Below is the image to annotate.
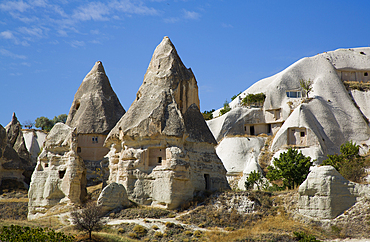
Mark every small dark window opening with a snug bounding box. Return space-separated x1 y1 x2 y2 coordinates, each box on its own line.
250 126 255 135
204 174 210 190
157 157 162 164
75 102 80 110
365 72 368 76
44 163 48 168
244 126 247 132
59 170 66 179
300 132 305 137
77 147 81 153
267 124 272 134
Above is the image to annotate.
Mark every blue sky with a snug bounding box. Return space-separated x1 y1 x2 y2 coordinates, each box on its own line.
1 0 370 127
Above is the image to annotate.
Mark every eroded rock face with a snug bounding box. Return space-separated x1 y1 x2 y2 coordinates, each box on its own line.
105 37 229 209
0 124 28 188
65 61 125 135
97 182 130 213
298 166 370 219
28 123 87 220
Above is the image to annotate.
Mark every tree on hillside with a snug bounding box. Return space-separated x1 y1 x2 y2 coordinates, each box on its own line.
322 141 366 182
35 116 54 131
202 109 215 120
299 79 313 98
219 100 231 116
23 120 35 129
267 148 313 190
71 202 105 241
35 114 67 131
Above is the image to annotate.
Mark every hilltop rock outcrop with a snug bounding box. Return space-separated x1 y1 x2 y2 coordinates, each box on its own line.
97 182 130 213
65 61 125 185
105 36 229 209
28 123 86 220
298 166 370 219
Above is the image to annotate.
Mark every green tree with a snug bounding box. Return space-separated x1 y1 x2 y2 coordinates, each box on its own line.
241 93 266 107
219 100 231 116
267 148 313 190
245 170 263 190
299 79 313 98
52 114 67 124
202 109 215 120
231 91 242 101
322 141 366 182
35 116 54 131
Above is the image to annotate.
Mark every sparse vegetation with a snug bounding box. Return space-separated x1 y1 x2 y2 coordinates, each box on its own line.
299 79 313 98
245 171 265 190
35 114 67 131
322 140 368 182
267 148 313 190
344 81 370 91
219 100 231 116
0 225 74 242
202 109 215 120
231 91 242 101
241 93 266 107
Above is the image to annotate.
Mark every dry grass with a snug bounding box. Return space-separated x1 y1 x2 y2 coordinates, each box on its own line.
344 81 370 91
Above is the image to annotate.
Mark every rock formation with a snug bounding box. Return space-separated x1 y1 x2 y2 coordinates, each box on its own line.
4 113 33 184
65 61 126 185
298 166 370 219
28 123 87 220
97 182 130 213
104 36 229 209
208 47 370 189
0 124 29 189
22 129 47 164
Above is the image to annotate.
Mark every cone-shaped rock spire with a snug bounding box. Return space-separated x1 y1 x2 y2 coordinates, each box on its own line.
66 61 125 134
106 36 214 143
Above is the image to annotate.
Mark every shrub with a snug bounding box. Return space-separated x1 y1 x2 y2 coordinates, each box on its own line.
231 91 242 101
322 141 366 182
193 230 202 238
202 109 215 120
267 148 313 189
299 79 313 98
0 225 74 242
219 100 231 116
133 224 147 237
293 231 321 241
245 170 265 190
242 93 266 107
154 231 163 238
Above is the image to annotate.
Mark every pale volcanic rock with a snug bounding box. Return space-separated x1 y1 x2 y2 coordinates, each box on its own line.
66 61 125 135
28 123 87 220
104 37 229 209
97 182 130 213
298 166 370 219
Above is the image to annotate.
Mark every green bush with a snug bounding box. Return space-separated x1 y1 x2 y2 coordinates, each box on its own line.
231 91 242 101
267 148 313 189
322 141 366 182
202 109 215 120
293 231 321 242
242 93 266 107
219 100 231 116
0 225 74 242
245 170 265 190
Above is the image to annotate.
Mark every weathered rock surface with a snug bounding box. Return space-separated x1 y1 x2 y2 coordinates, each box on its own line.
65 61 125 185
23 129 47 164
28 123 87 220
105 36 229 209
298 165 370 219
65 61 125 135
97 182 130 213
0 123 28 188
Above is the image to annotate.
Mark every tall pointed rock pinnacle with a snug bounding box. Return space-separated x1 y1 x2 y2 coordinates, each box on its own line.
106 36 215 144
66 61 125 134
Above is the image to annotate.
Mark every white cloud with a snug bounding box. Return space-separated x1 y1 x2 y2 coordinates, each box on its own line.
164 17 179 24
0 0 30 12
90 29 100 35
183 9 200 20
70 40 85 48
110 0 158 15
18 27 44 38
0 48 27 59
221 23 233 28
72 2 110 21
0 30 15 39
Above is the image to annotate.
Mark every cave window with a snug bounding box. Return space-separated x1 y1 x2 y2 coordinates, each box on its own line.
286 91 302 98
204 174 210 190
92 137 98 143
77 147 81 153
267 124 272 134
59 170 66 179
157 157 162 164
75 101 80 110
250 126 255 135
44 163 48 168
365 72 368 76
301 131 305 137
